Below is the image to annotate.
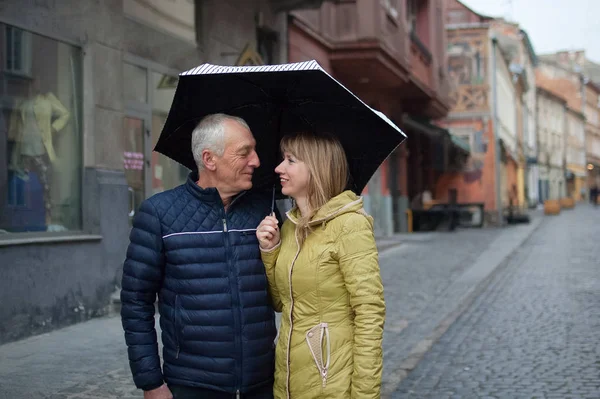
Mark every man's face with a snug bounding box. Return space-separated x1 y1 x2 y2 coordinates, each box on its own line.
213 119 260 196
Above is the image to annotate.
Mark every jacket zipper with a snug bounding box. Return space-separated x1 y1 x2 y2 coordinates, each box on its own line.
174 295 181 359
285 229 302 399
223 195 246 395
223 216 243 394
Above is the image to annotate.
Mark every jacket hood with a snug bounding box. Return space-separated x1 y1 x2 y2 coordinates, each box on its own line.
286 190 372 228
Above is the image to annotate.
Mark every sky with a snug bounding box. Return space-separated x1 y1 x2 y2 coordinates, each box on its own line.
460 0 600 63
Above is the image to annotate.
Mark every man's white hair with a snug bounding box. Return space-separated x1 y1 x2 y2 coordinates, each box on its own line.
191 113 250 172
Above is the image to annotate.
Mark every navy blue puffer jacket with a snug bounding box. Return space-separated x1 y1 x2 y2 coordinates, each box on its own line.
121 172 277 394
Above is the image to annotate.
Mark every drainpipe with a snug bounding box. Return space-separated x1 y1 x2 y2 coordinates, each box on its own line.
580 73 588 192
491 35 503 225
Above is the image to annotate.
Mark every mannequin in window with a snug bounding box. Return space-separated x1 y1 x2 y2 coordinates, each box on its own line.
8 79 70 231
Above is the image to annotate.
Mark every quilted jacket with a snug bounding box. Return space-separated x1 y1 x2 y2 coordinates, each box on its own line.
261 191 386 399
121 172 277 394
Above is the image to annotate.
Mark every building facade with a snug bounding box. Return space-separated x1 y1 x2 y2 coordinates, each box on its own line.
0 0 325 344
440 0 537 221
536 87 567 201
494 37 520 209
287 0 461 235
582 83 600 190
491 20 538 208
565 107 587 200
537 51 600 197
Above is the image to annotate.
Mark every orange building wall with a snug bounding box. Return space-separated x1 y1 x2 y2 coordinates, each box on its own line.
435 118 499 211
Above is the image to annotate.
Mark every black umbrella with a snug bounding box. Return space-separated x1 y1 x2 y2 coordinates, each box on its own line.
155 60 406 198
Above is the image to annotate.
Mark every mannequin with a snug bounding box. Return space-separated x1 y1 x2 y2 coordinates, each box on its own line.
7 79 70 231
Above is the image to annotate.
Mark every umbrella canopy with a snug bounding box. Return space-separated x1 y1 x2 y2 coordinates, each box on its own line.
155 60 406 196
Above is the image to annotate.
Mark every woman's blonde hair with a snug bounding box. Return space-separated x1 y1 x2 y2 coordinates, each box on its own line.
280 132 349 244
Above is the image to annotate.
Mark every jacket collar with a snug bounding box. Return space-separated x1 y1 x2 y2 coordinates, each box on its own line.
286 190 364 226
184 171 247 207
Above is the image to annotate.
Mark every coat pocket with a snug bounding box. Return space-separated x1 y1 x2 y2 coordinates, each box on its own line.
305 322 331 388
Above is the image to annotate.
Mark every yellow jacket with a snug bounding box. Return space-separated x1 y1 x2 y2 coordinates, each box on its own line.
8 93 70 163
261 191 385 399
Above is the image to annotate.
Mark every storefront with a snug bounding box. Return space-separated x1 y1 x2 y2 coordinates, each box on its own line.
0 19 111 344
0 0 317 344
0 14 193 343
0 0 294 343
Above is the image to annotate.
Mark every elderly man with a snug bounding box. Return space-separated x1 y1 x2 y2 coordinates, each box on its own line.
121 114 277 399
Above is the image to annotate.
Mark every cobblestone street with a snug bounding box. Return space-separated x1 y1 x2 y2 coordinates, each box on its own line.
3 206 591 399
394 205 600 399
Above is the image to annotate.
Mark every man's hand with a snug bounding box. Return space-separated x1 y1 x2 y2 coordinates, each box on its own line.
144 384 173 399
257 213 280 250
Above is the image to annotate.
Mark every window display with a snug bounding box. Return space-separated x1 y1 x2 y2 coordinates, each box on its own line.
0 23 82 234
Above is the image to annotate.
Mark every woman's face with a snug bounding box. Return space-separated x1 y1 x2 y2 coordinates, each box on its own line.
275 151 310 199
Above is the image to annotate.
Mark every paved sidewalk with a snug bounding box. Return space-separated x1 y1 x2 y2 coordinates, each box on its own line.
0 214 542 399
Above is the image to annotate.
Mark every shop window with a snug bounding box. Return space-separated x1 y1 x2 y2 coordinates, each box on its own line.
0 23 82 235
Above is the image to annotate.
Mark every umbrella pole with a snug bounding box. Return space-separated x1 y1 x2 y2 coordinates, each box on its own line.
271 185 276 215
270 108 285 216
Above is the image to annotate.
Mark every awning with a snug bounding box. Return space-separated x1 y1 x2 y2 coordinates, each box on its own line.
402 114 447 140
402 114 470 155
450 134 470 153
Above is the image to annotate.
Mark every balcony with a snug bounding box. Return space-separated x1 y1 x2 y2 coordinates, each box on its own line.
291 0 410 90
290 0 450 117
402 32 451 118
401 0 451 119
409 30 433 91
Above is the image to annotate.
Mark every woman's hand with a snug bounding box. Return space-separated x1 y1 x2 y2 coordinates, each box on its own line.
257 214 280 250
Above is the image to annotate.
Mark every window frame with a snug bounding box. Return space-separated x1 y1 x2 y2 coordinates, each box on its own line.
0 21 86 242
3 25 33 78
122 53 183 200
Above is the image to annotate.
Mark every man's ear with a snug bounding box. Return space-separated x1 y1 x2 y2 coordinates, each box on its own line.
202 149 217 171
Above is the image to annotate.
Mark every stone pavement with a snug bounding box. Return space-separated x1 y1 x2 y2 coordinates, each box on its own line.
379 213 543 397
394 205 600 399
0 212 542 399
0 316 134 399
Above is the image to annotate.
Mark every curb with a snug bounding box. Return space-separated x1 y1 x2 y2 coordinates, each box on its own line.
381 217 545 398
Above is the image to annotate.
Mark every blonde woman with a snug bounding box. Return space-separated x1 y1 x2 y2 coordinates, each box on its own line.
257 132 385 399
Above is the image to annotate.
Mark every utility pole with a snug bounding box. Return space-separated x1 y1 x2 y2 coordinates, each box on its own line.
491 35 504 225
580 71 589 197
